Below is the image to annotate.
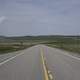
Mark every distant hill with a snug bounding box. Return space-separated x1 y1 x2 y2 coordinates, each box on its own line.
0 35 80 43
0 36 6 39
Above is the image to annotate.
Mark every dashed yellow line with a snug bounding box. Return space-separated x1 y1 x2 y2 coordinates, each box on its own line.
41 48 49 80
41 48 54 80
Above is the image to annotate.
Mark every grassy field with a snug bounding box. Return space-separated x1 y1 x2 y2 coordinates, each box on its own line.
43 36 80 53
46 43 80 53
0 35 80 54
0 44 34 54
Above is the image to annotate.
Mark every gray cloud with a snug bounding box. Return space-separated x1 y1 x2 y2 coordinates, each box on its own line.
0 0 80 36
0 16 6 24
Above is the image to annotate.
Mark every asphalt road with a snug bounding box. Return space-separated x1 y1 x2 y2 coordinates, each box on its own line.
0 46 44 80
0 45 80 80
42 45 80 80
0 50 23 63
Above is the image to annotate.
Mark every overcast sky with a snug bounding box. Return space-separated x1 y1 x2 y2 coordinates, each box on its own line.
0 0 80 36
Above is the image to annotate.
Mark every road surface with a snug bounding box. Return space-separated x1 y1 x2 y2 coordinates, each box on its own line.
0 45 80 80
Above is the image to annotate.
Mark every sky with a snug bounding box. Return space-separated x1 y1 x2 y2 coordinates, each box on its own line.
0 0 80 36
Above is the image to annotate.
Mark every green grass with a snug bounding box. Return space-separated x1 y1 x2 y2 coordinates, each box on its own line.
0 35 80 54
0 44 34 54
45 38 80 53
46 44 80 53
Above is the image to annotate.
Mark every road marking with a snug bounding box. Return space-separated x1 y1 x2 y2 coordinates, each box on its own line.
61 52 80 61
48 70 53 80
47 46 80 61
49 74 53 80
0 51 24 66
48 70 51 74
41 48 49 80
41 48 54 80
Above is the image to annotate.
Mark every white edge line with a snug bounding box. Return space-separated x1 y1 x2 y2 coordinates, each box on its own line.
47 46 80 61
61 52 80 60
0 52 24 66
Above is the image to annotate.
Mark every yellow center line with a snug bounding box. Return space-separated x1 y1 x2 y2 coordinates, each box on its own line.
41 48 49 80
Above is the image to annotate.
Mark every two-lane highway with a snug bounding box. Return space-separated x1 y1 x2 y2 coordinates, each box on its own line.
0 46 44 80
0 45 80 80
42 45 80 80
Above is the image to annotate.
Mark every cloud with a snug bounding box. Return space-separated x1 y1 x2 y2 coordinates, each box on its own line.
0 16 6 24
0 0 80 36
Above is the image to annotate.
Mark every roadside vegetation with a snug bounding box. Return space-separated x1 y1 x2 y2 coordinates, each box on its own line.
0 35 80 54
0 43 34 54
45 38 80 53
